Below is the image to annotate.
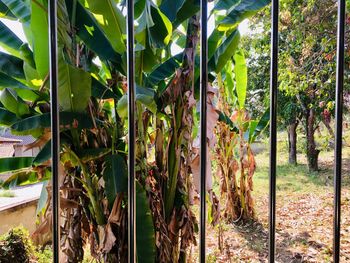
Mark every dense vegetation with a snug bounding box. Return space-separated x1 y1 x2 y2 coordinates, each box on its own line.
0 0 270 262
243 0 350 171
1 0 349 262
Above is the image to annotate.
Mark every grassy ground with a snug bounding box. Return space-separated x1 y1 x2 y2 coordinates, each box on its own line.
204 131 350 262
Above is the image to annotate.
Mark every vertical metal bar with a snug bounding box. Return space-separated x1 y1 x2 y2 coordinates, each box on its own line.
333 0 346 262
127 0 136 262
269 0 279 262
48 0 60 262
200 0 208 262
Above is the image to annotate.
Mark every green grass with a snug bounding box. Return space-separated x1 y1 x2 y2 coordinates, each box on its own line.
251 128 350 199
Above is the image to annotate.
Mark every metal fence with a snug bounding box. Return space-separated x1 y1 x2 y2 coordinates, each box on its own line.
48 0 347 262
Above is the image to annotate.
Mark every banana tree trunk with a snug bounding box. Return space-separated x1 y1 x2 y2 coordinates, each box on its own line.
163 14 200 262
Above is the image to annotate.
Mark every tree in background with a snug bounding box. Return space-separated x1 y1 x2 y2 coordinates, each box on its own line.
243 0 350 171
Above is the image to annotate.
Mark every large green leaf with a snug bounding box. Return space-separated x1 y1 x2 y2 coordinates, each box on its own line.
0 157 33 174
249 108 270 143
32 140 51 166
0 20 23 58
36 180 49 215
0 107 18 125
84 0 126 53
32 136 69 166
102 154 128 208
146 53 182 85
0 51 25 79
208 29 223 61
209 29 240 73
148 4 172 48
136 182 156 263
159 0 186 22
91 77 119 99
2 170 48 188
65 0 124 71
0 72 42 101
173 0 200 27
1 0 31 25
117 86 157 118
58 58 91 112
234 50 247 109
218 0 271 31
135 30 159 80
11 112 94 133
23 61 42 88
0 1 15 19
0 88 30 117
214 0 240 11
136 1 172 49
31 0 49 78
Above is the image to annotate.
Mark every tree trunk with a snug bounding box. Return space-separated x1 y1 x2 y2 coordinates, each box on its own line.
305 109 320 172
287 121 298 165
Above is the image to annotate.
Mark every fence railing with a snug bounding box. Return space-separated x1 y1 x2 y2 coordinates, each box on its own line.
47 0 347 262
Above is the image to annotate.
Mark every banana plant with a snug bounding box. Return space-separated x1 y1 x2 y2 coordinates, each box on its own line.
216 49 269 222
0 0 270 261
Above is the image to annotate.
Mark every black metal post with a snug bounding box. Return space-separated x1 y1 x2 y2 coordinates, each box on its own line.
333 0 346 262
48 0 60 262
269 0 279 262
127 0 136 262
200 0 208 262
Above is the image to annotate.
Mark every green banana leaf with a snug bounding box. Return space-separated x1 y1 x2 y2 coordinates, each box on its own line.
209 29 241 73
1 0 31 25
147 53 182 86
31 0 49 78
0 157 34 174
0 1 16 19
0 88 30 117
0 107 18 126
218 0 271 31
159 0 186 22
172 0 199 27
0 51 25 79
58 57 91 112
83 0 126 53
214 0 240 11
136 181 156 263
0 20 24 58
117 86 157 118
234 49 247 109
102 154 128 208
249 108 270 143
2 170 50 189
0 72 42 101
65 0 124 72
36 180 49 215
91 77 120 99
11 112 94 134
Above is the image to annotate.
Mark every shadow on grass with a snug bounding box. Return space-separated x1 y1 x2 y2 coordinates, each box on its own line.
232 219 327 262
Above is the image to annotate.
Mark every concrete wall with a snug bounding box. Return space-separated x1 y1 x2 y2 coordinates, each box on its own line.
0 200 38 235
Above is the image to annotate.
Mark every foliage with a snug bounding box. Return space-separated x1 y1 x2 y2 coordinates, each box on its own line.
0 190 15 197
242 0 350 170
0 226 52 263
215 49 270 221
0 0 270 261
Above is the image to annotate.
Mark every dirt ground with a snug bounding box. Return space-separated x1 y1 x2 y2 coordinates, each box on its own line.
205 190 350 262
202 148 350 262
